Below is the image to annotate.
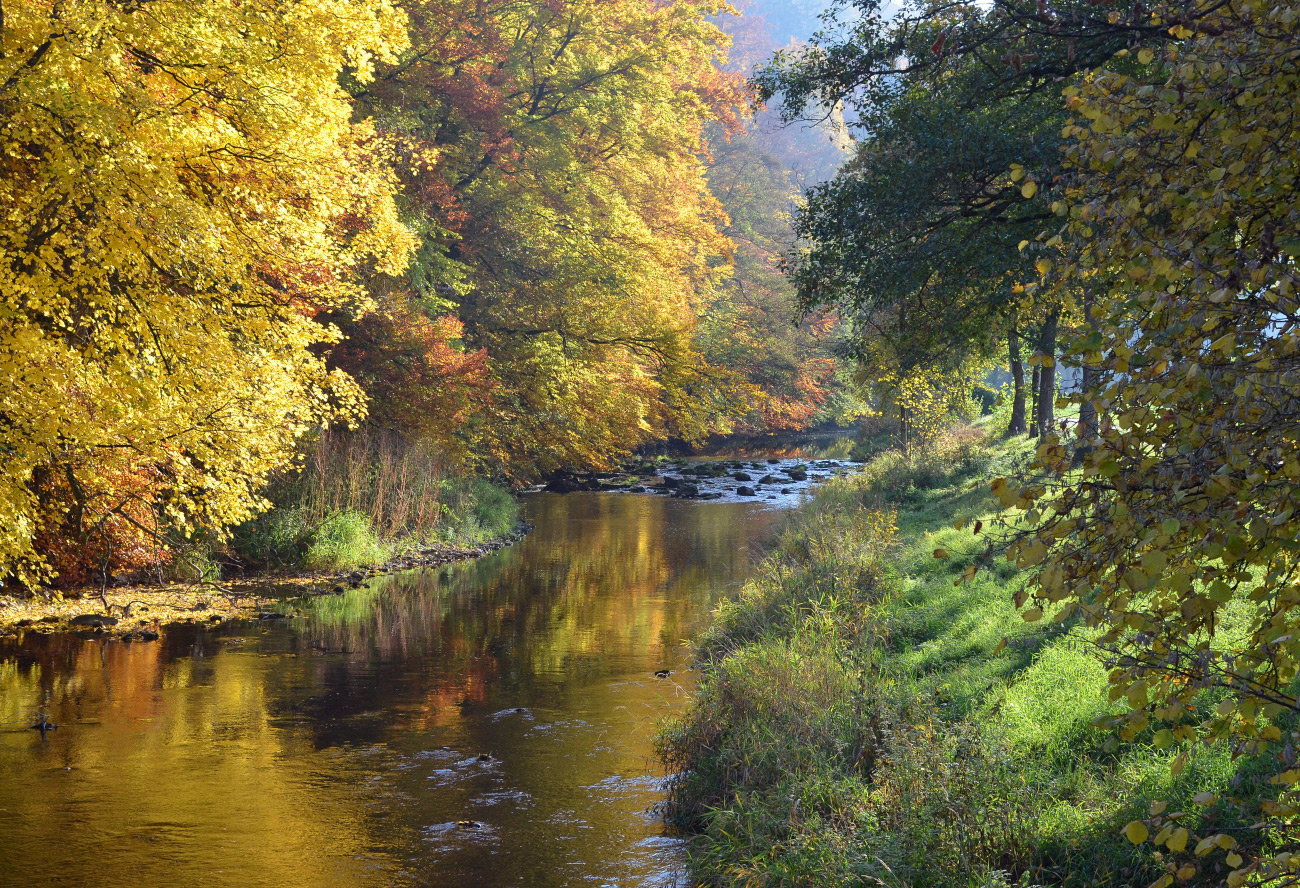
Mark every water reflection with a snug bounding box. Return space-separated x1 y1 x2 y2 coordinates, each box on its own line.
0 493 780 888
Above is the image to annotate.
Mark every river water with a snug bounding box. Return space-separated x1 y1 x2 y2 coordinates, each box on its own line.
0 489 793 888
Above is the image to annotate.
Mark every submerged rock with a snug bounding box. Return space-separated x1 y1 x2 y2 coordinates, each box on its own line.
69 614 118 628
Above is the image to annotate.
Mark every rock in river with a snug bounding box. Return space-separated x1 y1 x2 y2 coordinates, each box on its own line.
69 614 118 628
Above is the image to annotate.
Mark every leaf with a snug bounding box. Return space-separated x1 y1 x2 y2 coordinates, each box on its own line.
1138 48 1155 64
1126 821 1150 844
1166 827 1189 852
933 548 949 559
1022 181 1038 199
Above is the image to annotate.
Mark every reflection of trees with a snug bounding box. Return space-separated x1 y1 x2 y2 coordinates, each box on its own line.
0 493 780 885
279 494 779 743
0 632 388 886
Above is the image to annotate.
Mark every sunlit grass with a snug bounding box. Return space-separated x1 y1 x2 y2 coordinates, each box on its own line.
660 418 1269 888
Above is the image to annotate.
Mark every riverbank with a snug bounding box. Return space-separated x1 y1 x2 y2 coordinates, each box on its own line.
659 420 1265 887
0 519 532 640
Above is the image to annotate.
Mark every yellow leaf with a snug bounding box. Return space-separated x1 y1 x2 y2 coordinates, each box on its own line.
1166 827 1189 852
1138 48 1155 64
1022 181 1038 199
1125 821 1150 844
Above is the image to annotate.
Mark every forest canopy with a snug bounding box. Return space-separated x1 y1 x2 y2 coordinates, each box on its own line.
0 0 849 585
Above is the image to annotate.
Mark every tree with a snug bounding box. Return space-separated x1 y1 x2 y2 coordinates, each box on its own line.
1000 2 1300 882
354 0 749 476
755 2 1084 439
0 0 412 584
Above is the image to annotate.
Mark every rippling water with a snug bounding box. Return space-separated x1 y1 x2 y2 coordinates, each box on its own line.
0 491 786 888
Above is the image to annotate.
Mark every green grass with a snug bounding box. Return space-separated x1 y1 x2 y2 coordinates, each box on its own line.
659 418 1272 888
304 510 390 572
232 474 519 574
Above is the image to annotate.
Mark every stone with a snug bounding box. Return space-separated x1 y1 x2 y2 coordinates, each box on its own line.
737 486 757 497
69 614 118 628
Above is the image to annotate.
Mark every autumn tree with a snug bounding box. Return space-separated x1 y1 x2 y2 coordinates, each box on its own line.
351 0 749 476
753 0 1184 439
0 0 412 585
998 1 1300 881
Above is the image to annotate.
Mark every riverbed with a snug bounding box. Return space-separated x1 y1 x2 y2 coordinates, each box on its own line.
0 481 818 887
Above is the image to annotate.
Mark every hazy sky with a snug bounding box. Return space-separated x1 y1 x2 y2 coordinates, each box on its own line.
743 0 833 44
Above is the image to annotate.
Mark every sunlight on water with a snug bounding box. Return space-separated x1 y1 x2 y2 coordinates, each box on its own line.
0 493 782 888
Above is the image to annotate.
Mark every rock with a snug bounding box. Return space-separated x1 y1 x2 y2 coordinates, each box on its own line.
732 472 752 482
331 584 346 594
737 486 757 497
660 476 680 489
139 630 160 642
780 488 792 494
786 470 808 481
767 458 780 464
673 483 701 498
457 820 483 830
629 485 646 493
544 473 581 493
759 475 779 485
475 753 494 762
15 619 32 628
654 669 672 678
257 611 286 621
69 614 118 628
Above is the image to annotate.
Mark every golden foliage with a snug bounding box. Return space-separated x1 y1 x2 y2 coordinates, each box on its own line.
0 0 413 584
1009 1 1300 879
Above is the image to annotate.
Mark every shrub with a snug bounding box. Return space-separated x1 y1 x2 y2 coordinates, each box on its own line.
304 510 389 572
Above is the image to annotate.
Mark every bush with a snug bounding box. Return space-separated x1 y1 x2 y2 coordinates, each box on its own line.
230 429 519 571
303 510 389 572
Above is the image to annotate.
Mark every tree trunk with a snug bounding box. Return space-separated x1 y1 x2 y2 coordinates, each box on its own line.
1076 292 1098 459
1037 309 1060 439
1030 363 1041 437
1008 329 1028 435
899 404 910 456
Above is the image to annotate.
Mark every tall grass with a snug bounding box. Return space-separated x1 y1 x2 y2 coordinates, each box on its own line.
660 420 1271 888
232 429 518 572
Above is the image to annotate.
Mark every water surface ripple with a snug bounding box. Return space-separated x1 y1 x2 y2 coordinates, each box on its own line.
0 491 789 888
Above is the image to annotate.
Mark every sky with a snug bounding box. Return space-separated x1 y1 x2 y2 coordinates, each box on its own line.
740 0 833 45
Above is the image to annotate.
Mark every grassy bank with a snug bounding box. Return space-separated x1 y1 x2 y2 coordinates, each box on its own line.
659 421 1273 888
0 430 521 636
228 429 519 575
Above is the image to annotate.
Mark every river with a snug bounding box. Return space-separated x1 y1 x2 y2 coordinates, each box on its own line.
0 485 802 887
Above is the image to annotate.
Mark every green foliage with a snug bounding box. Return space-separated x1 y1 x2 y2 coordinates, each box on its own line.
231 429 518 572
662 423 1278 887
304 511 390 573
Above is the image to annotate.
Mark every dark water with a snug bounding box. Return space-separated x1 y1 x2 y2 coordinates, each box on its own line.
0 493 785 888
